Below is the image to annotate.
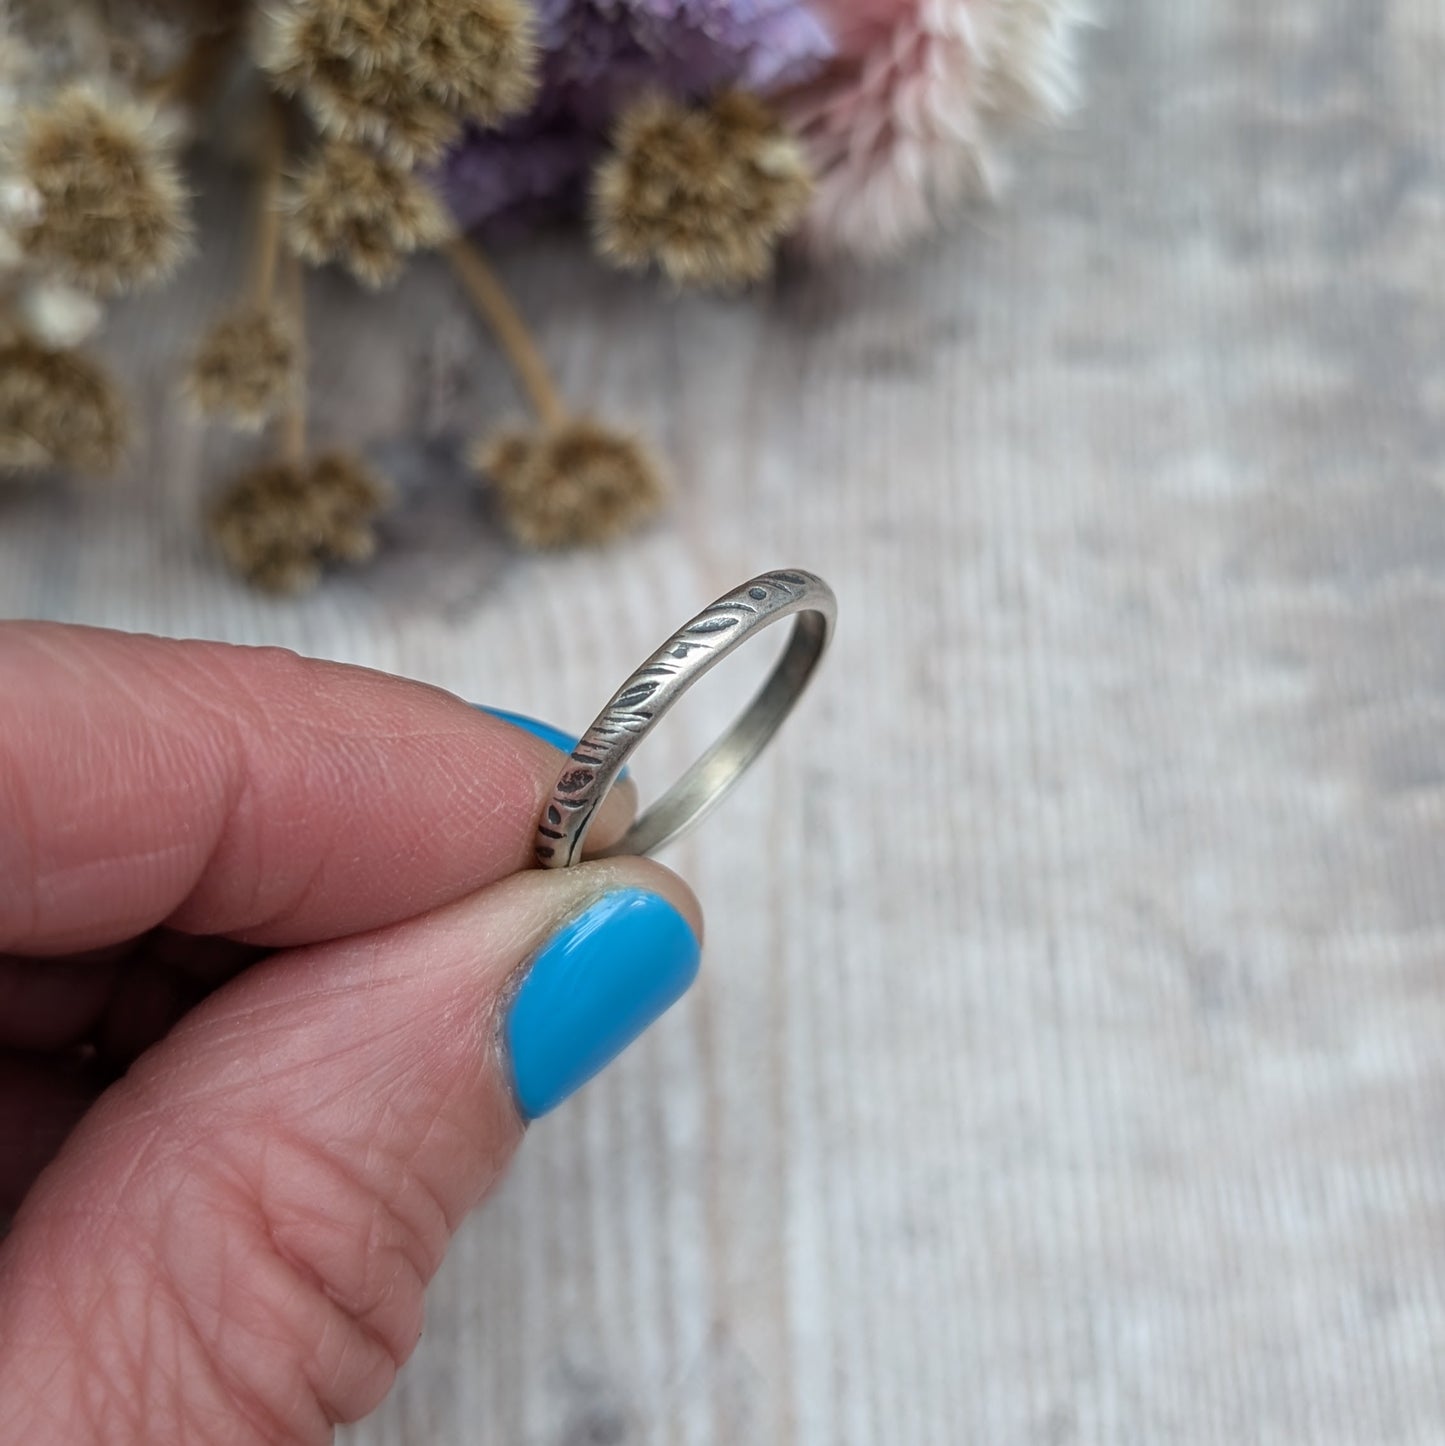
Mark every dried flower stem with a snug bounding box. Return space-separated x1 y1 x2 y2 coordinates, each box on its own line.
442 236 565 429
278 249 308 463
143 29 233 110
252 100 288 305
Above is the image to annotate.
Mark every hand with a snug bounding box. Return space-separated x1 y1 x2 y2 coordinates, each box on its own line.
0 623 702 1443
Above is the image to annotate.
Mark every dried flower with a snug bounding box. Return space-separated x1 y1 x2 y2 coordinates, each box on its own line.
261 10 463 165
187 304 299 429
209 449 392 593
256 2 405 103
209 461 322 593
0 332 127 474
784 0 1087 259
284 140 453 288
18 87 192 294
319 82 463 171
305 450 392 562
476 418 665 546
444 235 666 545
592 90 810 287
408 0 539 126
14 279 104 347
256 0 539 163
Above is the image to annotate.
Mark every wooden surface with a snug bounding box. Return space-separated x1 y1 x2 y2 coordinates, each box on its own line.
5 2 1445 1441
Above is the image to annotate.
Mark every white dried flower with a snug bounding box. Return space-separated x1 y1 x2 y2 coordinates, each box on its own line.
786 0 1089 259
16 278 104 346
0 177 43 227
0 175 43 274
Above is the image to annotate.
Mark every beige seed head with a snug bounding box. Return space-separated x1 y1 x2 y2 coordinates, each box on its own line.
208 448 392 593
18 87 193 295
0 333 128 475
285 140 453 288
256 0 538 163
187 304 300 430
208 459 323 593
592 90 812 289
256 0 414 84
474 418 667 548
306 449 394 562
261 8 462 166
407 0 539 127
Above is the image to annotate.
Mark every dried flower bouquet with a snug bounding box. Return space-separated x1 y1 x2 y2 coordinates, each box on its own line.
1 0 1085 593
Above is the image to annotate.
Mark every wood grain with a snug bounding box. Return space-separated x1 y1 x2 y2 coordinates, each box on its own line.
3 2 1445 1441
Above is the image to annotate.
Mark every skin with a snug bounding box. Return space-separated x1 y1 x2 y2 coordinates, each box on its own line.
0 622 702 1444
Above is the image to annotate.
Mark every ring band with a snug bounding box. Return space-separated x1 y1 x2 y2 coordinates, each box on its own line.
536 568 837 867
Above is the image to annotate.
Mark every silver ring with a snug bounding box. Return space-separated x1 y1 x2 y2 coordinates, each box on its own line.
536 568 837 867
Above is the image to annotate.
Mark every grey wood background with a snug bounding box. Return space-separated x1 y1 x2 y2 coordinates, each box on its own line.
4 1 1445 1441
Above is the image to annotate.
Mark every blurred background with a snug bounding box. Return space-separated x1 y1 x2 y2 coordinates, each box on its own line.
3 2 1444 1442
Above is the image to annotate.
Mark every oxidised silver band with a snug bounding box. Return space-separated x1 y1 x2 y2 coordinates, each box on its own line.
536 569 837 867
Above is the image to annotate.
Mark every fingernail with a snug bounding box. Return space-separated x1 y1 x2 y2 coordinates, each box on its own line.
476 705 630 782
504 889 700 1119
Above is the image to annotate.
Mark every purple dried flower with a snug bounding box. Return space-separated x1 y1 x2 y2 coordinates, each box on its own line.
435 0 834 231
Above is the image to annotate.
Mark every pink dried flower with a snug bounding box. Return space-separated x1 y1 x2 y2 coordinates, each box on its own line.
785 0 1086 260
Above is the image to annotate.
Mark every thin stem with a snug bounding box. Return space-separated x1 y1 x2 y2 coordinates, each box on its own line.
442 236 566 429
144 31 230 110
251 99 288 306
278 249 307 464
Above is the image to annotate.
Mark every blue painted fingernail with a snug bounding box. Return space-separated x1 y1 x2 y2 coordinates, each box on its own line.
476 705 630 781
505 889 700 1119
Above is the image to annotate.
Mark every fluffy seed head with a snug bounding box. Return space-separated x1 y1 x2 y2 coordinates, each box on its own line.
261 9 462 165
187 304 299 430
257 0 538 162
284 140 453 288
257 0 416 79
18 87 192 294
308 75 461 168
209 449 392 593
305 450 393 562
208 460 324 593
0 333 127 474
475 419 666 548
407 0 538 126
592 91 812 288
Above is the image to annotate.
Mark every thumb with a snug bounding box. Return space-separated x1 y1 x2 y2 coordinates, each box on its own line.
0 858 701 1445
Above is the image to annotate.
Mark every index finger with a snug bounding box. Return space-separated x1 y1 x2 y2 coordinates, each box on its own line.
0 623 629 954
